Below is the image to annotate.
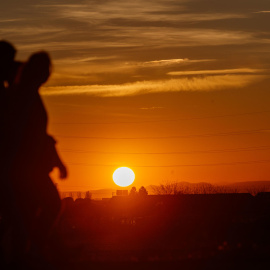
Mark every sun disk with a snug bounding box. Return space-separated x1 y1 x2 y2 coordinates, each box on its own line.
113 167 135 187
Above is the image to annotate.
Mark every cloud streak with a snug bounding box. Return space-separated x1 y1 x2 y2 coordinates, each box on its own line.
140 58 215 67
254 11 270 13
41 75 265 97
168 68 264 76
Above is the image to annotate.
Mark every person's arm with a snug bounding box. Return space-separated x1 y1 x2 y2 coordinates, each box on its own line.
47 135 68 179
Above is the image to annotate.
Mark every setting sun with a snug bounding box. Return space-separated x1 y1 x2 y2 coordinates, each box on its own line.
113 167 135 187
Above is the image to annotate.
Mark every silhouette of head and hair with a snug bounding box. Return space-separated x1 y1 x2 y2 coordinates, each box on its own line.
19 51 52 91
0 40 16 84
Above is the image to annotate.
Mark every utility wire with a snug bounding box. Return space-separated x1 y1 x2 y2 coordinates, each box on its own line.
65 159 270 168
55 128 270 140
51 110 270 125
59 145 270 155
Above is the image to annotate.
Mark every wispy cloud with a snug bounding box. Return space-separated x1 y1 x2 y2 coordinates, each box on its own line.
0 19 24 23
55 56 118 64
41 75 265 97
12 1 259 54
1 0 269 87
143 58 189 66
140 107 165 110
168 68 264 76
254 11 270 13
38 1 247 24
139 58 215 67
0 26 64 35
12 27 261 55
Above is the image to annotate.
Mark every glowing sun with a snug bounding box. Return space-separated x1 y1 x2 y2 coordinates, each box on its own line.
113 167 135 187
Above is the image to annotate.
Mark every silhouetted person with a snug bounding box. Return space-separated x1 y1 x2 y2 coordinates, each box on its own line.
0 40 16 178
0 40 16 92
7 51 67 263
0 41 18 265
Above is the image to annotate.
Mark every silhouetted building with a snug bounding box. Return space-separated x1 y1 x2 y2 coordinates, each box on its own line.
116 190 128 196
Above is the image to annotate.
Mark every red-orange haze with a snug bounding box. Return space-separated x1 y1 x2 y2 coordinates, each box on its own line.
2 0 270 191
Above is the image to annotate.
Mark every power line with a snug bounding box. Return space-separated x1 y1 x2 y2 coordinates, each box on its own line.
51 110 270 125
55 128 270 140
66 159 270 168
59 145 270 155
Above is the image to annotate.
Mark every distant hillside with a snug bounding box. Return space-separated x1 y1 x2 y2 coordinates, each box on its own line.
225 181 270 194
60 181 270 200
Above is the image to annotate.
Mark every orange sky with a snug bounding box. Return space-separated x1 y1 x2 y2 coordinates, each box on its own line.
2 0 270 190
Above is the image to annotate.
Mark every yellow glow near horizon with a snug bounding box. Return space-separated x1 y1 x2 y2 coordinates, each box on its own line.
113 167 135 187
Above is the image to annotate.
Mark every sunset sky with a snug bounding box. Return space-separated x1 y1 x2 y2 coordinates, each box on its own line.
1 0 270 191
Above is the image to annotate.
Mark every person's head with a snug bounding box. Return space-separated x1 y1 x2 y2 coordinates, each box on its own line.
7 61 23 86
0 40 16 81
20 51 52 89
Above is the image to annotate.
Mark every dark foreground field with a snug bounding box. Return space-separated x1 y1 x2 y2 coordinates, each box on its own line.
2 193 270 269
